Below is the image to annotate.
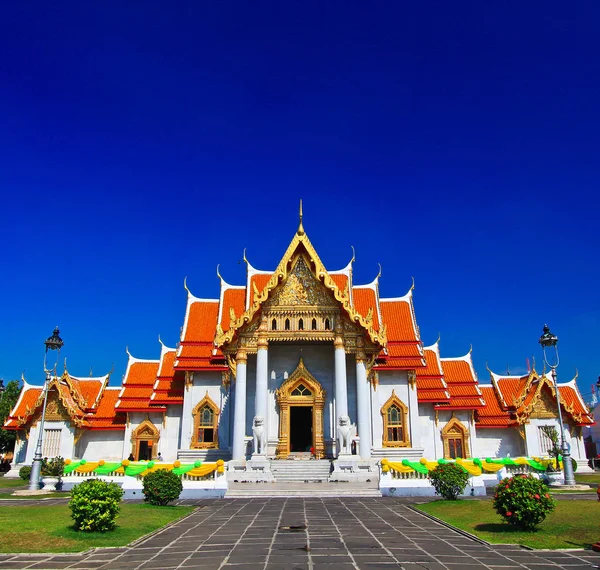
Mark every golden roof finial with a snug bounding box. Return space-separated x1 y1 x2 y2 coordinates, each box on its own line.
297 199 305 235
410 276 415 291
350 246 356 264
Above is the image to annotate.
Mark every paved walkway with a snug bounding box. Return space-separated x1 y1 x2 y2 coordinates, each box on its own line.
0 498 598 569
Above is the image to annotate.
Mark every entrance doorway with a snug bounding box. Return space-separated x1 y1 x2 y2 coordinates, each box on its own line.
290 406 313 452
138 441 152 461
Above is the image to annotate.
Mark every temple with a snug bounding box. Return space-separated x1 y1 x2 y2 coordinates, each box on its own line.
4 207 595 486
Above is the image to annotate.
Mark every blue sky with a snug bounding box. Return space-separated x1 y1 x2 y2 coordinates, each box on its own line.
1 2 598 400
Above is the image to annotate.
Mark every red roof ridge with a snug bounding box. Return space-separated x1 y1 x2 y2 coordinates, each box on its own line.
179 284 219 350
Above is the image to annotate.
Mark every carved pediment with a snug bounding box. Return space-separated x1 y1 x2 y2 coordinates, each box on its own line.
530 389 558 419
265 256 337 309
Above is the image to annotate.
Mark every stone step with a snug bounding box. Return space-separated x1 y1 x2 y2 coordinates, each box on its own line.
224 489 381 499
225 481 381 498
270 460 332 482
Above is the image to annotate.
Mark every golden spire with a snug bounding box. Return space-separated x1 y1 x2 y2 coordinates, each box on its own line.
297 199 305 235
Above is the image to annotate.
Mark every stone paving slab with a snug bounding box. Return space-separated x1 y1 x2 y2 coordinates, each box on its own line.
0 498 599 569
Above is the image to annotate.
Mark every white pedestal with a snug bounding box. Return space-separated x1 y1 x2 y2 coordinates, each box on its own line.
330 455 377 482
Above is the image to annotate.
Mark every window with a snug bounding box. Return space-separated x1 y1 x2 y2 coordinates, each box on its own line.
298 318 304 330
324 318 330 330
386 405 404 443
272 319 277 330
381 391 410 447
447 437 463 459
291 383 312 396
441 418 470 459
312 318 317 330
538 426 555 455
43 429 61 458
191 393 220 448
197 405 215 444
285 318 290 330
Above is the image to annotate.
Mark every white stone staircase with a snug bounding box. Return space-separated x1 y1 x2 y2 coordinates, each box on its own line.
225 480 381 498
270 459 332 482
177 449 232 463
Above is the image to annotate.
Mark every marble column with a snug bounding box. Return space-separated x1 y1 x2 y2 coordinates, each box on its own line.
231 349 248 460
334 331 348 422
355 342 372 459
254 319 269 455
333 330 350 455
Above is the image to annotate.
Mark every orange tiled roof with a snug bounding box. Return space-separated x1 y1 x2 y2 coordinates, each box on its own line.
220 288 246 332
65 376 106 410
330 273 348 292
437 356 485 409
558 384 594 425
380 299 419 342
250 274 272 305
353 287 380 331
3 385 43 429
176 299 227 371
116 359 163 412
151 347 184 405
182 301 219 343
86 389 126 430
476 386 515 428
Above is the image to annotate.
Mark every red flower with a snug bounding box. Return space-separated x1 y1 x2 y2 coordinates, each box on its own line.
506 511 512 516
535 494 540 499
545 493 549 498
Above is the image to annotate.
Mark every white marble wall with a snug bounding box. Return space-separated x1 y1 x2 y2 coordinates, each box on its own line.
474 428 524 458
158 405 183 461
372 371 411 450
76 431 126 460
25 420 75 462
180 371 224 450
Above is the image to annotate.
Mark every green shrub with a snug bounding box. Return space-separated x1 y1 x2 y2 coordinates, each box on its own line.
19 465 31 481
142 469 183 506
69 479 123 532
493 474 555 530
42 456 65 477
428 462 470 500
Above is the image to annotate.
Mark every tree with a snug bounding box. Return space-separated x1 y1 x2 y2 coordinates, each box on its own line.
539 425 560 470
0 379 22 454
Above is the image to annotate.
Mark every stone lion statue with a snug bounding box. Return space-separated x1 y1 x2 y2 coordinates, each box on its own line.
337 414 351 455
252 415 266 455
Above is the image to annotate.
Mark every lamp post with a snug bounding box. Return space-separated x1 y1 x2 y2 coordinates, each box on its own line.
28 327 64 491
538 324 576 486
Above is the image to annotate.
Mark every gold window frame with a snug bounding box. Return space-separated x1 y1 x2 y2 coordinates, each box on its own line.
381 390 410 447
441 417 470 459
191 392 220 449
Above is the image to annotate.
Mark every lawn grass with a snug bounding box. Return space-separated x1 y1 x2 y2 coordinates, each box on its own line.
576 473 600 485
0 477 26 489
416 499 600 550
0 503 195 553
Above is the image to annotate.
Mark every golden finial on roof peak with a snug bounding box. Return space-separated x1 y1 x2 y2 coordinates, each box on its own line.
297 199 305 235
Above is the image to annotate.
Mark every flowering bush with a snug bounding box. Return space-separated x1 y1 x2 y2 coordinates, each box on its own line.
142 469 183 506
493 475 555 530
69 479 123 532
428 462 470 500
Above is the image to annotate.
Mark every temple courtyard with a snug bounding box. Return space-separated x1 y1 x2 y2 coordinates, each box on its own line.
0 497 599 570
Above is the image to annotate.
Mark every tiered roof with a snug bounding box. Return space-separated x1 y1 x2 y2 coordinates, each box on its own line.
415 342 450 403
475 369 594 428
439 352 485 410
151 343 184 406
4 371 119 430
115 351 163 412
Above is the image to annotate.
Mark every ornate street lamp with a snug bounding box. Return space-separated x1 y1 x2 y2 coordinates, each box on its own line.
538 324 576 486
28 327 64 491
